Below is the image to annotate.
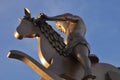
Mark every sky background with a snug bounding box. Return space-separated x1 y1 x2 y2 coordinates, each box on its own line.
0 0 120 80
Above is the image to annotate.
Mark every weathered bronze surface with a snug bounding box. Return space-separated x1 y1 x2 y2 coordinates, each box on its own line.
7 8 120 80
40 12 98 79
105 71 120 80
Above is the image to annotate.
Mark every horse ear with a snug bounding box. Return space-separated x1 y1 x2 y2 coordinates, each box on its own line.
24 8 31 18
18 18 22 22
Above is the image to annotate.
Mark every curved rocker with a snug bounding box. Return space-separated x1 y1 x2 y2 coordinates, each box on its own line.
7 50 62 80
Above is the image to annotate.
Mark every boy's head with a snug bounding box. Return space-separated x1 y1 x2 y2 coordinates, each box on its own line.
56 21 70 34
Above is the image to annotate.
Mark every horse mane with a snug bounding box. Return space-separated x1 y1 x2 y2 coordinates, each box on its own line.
37 21 68 56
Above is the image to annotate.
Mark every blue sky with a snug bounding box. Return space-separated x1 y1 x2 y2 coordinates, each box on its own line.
0 0 120 80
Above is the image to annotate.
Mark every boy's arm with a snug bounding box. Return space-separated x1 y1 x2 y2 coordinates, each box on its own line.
39 13 80 22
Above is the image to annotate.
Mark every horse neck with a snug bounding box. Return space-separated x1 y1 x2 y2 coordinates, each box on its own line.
36 37 42 59
36 37 40 52
36 36 49 68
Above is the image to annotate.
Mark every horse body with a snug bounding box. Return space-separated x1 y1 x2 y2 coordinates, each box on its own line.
14 9 120 80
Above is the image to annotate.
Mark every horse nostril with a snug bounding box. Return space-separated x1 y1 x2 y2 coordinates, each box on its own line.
14 31 23 39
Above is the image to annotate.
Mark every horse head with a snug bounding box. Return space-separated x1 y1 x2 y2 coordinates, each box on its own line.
14 8 59 68
14 8 39 39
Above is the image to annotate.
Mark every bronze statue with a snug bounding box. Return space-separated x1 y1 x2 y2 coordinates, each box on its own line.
7 8 120 80
39 13 96 80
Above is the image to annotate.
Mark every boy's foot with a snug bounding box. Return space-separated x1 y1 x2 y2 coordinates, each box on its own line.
82 74 96 80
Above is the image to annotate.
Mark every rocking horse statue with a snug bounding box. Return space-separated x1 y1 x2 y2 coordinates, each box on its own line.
7 8 120 80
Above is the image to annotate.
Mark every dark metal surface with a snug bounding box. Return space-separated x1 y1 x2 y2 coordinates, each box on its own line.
7 8 120 80
105 71 120 80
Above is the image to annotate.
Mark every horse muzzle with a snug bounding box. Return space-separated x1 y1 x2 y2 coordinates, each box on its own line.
14 31 23 39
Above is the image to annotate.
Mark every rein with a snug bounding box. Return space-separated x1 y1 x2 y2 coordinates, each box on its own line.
36 21 70 57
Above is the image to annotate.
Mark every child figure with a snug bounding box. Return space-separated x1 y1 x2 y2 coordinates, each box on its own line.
40 13 96 80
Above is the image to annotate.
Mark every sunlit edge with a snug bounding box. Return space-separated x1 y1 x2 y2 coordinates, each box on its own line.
36 37 50 68
7 52 11 58
25 8 31 14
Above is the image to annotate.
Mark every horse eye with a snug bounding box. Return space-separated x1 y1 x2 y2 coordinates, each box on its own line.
59 26 62 28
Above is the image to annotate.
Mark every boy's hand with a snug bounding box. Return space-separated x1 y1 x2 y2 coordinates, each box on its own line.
37 13 48 20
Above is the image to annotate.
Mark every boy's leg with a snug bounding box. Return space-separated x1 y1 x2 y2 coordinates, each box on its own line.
73 44 96 80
